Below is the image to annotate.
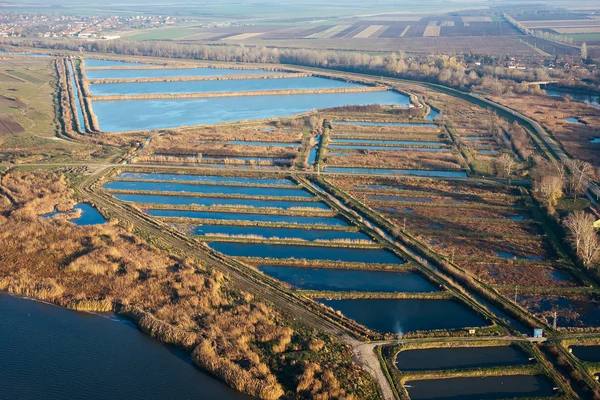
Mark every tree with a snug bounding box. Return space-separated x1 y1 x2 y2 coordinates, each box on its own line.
539 175 564 209
497 153 515 180
566 159 595 200
565 211 600 269
581 42 588 61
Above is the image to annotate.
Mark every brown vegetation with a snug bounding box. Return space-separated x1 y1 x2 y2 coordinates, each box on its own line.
0 171 376 399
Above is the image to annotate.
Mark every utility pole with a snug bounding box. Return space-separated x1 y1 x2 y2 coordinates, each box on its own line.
514 285 518 304
553 311 557 329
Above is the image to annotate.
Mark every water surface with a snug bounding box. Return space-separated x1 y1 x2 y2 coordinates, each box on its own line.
324 167 467 178
195 225 367 241
331 139 443 146
116 172 295 186
150 209 347 226
546 89 599 108
45 203 107 226
406 375 554 400
86 67 284 79
571 346 600 362
395 346 530 371
317 298 487 332
89 77 363 95
93 91 410 132
114 194 328 210
333 121 437 128
85 59 151 68
104 181 312 198
67 62 86 132
0 295 246 400
258 266 437 292
209 242 405 264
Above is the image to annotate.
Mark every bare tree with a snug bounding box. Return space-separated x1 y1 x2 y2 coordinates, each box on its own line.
497 153 515 180
566 159 595 200
539 175 564 209
565 211 600 269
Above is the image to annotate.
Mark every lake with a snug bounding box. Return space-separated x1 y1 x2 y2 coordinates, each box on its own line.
317 298 488 333
92 91 410 132
257 266 438 292
0 295 246 400
88 77 363 96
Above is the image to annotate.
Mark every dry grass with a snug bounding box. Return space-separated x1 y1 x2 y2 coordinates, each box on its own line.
0 171 377 399
423 26 441 37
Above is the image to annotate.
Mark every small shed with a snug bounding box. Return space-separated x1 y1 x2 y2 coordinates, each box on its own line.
533 328 543 338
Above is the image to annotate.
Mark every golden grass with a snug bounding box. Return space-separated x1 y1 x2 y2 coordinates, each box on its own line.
353 25 384 39
423 26 441 37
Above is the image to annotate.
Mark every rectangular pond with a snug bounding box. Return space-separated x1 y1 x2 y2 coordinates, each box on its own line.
317 298 488 333
113 194 329 210
103 181 313 198
225 141 301 147
194 225 368 241
395 346 530 371
116 172 296 186
86 67 286 80
324 167 467 178
208 242 406 264
257 266 438 292
405 375 554 400
150 209 347 226
333 121 437 128
571 345 600 362
328 145 448 152
85 59 152 68
331 139 444 146
88 77 364 96
92 91 410 132
67 62 86 132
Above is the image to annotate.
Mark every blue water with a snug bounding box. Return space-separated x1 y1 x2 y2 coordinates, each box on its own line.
114 194 329 210
154 154 292 163
324 167 467 178
333 121 437 128
590 138 600 144
93 91 410 132
307 134 322 166
331 139 444 146
571 346 600 362
0 295 246 400
565 117 582 124
86 67 285 80
44 203 107 226
395 346 530 371
496 251 545 261
195 225 369 241
116 172 295 186
427 108 440 121
318 298 488 333
89 77 363 96
208 242 406 264
406 375 553 400
10 53 51 57
67 62 86 132
328 145 447 152
546 89 599 108
85 59 152 68
104 181 313 198
226 141 300 147
149 210 347 226
258 266 438 292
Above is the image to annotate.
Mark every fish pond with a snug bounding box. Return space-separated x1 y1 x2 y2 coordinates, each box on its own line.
104 181 313 198
570 345 600 362
317 298 488 333
257 266 438 292
85 67 286 80
89 77 363 96
395 345 530 371
116 172 295 186
195 225 369 241
405 375 554 400
92 91 410 132
113 194 329 210
208 242 405 264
